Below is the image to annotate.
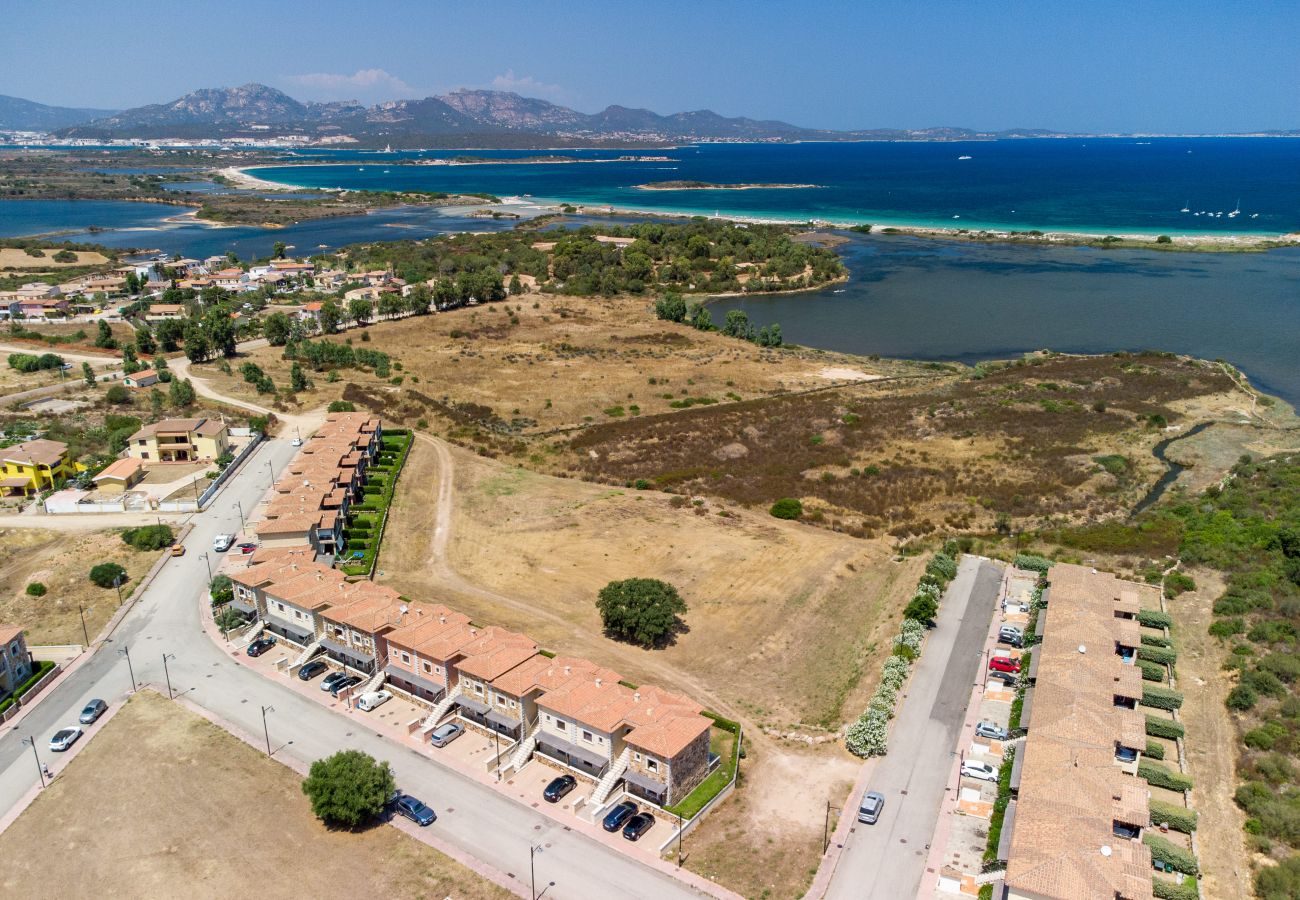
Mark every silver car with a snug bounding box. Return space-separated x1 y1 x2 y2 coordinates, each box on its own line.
858 791 885 824
974 721 1009 741
428 722 464 748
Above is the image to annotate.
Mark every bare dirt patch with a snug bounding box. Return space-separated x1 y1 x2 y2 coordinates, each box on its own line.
0 248 109 269
0 529 161 645
0 691 510 899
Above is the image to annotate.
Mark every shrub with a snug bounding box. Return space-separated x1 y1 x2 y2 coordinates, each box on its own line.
121 523 175 551
1164 571 1195 598
1139 759 1193 792
1142 833 1198 875
903 594 939 624
327 400 356 413
1138 609 1173 629
595 578 687 648
1138 659 1167 682
1255 856 1300 900
925 553 958 582
1141 684 1184 710
1139 645 1178 666
1142 634 1173 648
1013 553 1052 574
1149 799 1198 834
1145 739 1166 760
845 708 890 758
209 574 233 608
25 582 46 597
1146 715 1184 740
895 618 925 653
769 497 803 519
1152 876 1200 900
89 562 127 589
301 749 396 827
1225 683 1258 711
105 384 130 404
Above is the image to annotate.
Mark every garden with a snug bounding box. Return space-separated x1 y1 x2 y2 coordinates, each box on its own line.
339 429 413 576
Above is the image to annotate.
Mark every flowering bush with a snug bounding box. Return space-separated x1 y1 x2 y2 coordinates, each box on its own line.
845 708 890 757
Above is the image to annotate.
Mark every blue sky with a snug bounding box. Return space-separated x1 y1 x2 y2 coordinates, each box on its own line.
3 0 1297 132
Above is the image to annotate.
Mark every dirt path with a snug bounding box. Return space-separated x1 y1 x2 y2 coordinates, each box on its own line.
170 347 326 437
1172 570 1253 900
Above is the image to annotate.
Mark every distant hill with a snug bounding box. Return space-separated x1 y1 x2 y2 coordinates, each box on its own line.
0 94 117 131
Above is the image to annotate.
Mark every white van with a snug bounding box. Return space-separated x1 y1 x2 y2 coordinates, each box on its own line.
356 690 392 712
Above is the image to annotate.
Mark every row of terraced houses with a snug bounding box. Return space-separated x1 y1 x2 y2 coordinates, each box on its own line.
230 553 714 811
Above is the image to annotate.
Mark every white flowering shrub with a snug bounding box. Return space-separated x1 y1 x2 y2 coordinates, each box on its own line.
845 708 891 757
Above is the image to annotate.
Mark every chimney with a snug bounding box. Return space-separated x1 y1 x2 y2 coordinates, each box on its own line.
634 691 641 702
439 614 446 624
564 665 571 675
595 677 602 687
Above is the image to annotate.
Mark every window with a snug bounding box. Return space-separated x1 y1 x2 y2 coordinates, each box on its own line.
555 719 565 731
141 452 149 459
401 652 410 664
634 752 641 762
647 758 659 772
473 682 483 694
582 729 593 742
422 661 432 674
497 695 507 706
509 699 516 709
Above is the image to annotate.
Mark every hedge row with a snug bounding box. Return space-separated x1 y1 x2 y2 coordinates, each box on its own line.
1152 877 1200 900
1143 833 1199 876
1138 659 1168 682
1145 740 1166 760
1142 684 1185 711
1140 759 1194 792
1138 609 1173 629
1142 633 1173 648
1146 715 1185 740
0 660 56 713
1139 645 1178 666
1149 799 1199 834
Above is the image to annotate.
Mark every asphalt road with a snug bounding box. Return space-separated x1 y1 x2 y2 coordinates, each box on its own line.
824 555 1003 900
0 436 710 900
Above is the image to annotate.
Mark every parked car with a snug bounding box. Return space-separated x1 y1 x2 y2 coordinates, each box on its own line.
428 722 464 748
394 793 437 826
988 656 1021 674
297 659 329 681
858 791 885 825
321 671 349 693
974 721 1009 741
999 625 1024 642
543 774 577 803
212 534 235 552
49 726 83 752
602 800 639 832
78 699 108 725
291 437 303 447
170 544 186 557
961 760 998 783
246 636 277 657
237 542 258 554
356 689 392 712
622 812 655 842
988 669 1019 685
330 675 362 697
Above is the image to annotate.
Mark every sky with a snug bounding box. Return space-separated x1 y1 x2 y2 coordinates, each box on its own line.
3 0 1297 133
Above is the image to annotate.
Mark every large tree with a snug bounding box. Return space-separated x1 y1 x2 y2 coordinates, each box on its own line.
595 578 688 648
301 750 395 828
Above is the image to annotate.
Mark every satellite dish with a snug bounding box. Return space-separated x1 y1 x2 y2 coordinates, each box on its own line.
1078 644 1087 654
1100 845 1112 857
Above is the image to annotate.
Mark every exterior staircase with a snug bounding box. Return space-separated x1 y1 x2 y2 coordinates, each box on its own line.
589 747 632 808
507 719 542 772
360 666 387 694
292 639 322 669
242 622 265 642
420 682 463 730
974 866 1007 885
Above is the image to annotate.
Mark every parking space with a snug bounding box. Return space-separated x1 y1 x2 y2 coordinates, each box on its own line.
505 757 593 815
427 721 504 772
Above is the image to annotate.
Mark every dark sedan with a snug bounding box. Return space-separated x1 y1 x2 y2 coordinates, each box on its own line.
297 659 329 681
246 636 277 657
622 812 655 842
329 675 362 697
543 774 577 803
602 800 638 832
394 794 437 826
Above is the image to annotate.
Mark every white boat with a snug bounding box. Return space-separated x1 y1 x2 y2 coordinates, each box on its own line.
952 214 960 219
1251 213 1259 218
958 155 972 160
1180 202 1190 213
1228 199 1241 218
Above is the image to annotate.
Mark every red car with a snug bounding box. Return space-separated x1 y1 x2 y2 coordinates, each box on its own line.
989 656 1021 674
238 542 258 554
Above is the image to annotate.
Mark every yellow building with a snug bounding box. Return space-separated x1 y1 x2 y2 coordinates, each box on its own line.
92 457 146 493
0 438 75 495
126 417 230 463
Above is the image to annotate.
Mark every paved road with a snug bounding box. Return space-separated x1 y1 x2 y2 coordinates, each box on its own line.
0 435 710 900
824 555 1003 900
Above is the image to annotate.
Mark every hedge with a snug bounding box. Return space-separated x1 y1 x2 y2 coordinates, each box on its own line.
0 660 56 714
1142 633 1173 648
1149 800 1198 835
1014 553 1052 574
1152 877 1200 900
1138 659 1168 682
1139 645 1178 666
1138 609 1173 629
1140 759 1193 792
1146 715 1185 740
1142 685 1185 711
1143 833 1199 876
1145 740 1166 760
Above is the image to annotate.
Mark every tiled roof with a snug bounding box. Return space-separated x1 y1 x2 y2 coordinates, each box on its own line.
2 438 68 467
454 628 538 681
93 457 144 481
0 624 24 645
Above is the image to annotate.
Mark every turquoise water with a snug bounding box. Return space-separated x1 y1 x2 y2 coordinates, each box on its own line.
247 138 1300 235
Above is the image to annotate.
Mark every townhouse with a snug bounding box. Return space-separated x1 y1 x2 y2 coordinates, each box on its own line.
315 582 406 672
381 605 473 702
1000 564 1159 900
0 625 33 704
231 558 349 646
446 628 540 735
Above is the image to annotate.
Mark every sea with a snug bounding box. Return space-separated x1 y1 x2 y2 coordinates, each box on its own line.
2 139 1298 407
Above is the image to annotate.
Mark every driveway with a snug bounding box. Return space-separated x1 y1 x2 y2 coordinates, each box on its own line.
824 555 1003 900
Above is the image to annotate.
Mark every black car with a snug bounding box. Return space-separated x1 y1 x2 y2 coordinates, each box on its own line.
394 794 437 826
298 659 329 681
988 669 1019 685
622 812 655 842
246 636 277 657
602 800 638 832
543 774 577 803
321 670 349 693
330 675 362 697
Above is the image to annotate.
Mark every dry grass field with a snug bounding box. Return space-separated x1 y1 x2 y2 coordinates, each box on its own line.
0 248 110 269
0 691 511 899
0 529 161 645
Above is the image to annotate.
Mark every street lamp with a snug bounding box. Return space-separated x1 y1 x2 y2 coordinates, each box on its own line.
200 551 212 582
20 736 45 788
162 652 176 700
78 602 91 648
677 810 685 865
118 644 136 693
530 844 543 900
261 704 275 756
113 572 126 606
235 499 245 530
266 459 275 485
493 726 501 781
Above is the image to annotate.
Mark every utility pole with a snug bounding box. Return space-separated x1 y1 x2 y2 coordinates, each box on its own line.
235 499 245 530
823 800 832 853
78 602 91 648
261 704 274 756
118 644 136 692
162 653 176 700
530 844 543 900
677 810 684 865
21 736 45 788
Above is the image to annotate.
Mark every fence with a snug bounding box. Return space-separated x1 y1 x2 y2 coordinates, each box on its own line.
197 431 263 508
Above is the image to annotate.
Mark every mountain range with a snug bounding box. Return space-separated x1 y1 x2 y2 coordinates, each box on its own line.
34 82 1053 147
0 94 118 131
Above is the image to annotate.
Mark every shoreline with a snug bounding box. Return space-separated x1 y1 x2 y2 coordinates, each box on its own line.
236 165 1300 252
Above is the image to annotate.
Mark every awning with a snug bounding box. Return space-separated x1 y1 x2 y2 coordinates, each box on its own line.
265 613 314 644
0 477 30 488
1027 651 1041 681
538 733 610 771
1020 685 1035 728
385 664 445 695
996 799 1017 862
485 709 521 732
457 694 490 716
320 636 374 669
624 769 667 794
1010 745 1025 791
1036 605 1049 639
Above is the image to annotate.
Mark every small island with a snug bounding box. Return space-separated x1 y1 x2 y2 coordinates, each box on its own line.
635 180 821 191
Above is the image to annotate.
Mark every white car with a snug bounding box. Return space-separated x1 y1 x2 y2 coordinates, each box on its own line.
291 437 303 447
961 760 998 783
49 726 83 752
356 690 393 712
212 534 235 552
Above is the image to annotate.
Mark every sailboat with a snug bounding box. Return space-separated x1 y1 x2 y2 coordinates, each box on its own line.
1180 202 1190 213
1228 199 1241 218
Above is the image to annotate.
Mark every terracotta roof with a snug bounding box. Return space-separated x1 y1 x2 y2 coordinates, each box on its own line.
384 604 473 655
93 457 144 481
319 583 406 632
2 438 68 467
490 655 601 698
454 628 539 681
0 624 24 645
128 417 225 440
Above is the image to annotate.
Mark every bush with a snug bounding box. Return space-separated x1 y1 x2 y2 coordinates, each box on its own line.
25 582 46 597
121 523 175 551
1141 684 1184 710
1142 633 1173 648
926 553 958 582
769 497 802 520
209 574 233 608
327 400 356 413
88 562 127 589
595 578 687 648
1225 683 1258 711
845 707 890 757
1013 553 1052 574
301 750 396 827
1255 856 1300 900
1138 659 1168 682
1139 645 1178 666
1146 715 1184 740
1143 833 1199 876
1139 759 1193 792
1149 799 1198 834
903 594 939 624
1164 571 1195 598
1152 876 1200 900
1145 739 1166 760
1138 609 1173 629
105 384 130 405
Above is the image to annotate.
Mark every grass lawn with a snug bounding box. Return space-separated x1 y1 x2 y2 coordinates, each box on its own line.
666 721 739 820
0 691 511 899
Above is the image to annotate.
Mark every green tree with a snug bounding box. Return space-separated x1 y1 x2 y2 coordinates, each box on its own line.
182 321 211 362
348 297 372 325
263 311 291 346
155 318 184 352
169 377 196 408
105 384 130 405
903 594 940 624
203 308 237 358
595 578 688 648
82 361 95 387
654 292 688 323
25 582 46 597
89 562 127 589
94 320 117 349
319 300 341 335
508 274 523 295
301 750 396 828
290 362 310 392
209 573 233 607
122 524 175 551
769 497 803 520
134 326 156 356
149 388 165 418
407 283 431 315
691 304 712 331
272 241 287 259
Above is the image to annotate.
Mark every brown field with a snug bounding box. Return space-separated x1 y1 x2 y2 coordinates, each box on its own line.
192 293 920 430
2 321 136 357
0 529 162 645
0 248 110 269
0 691 511 899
